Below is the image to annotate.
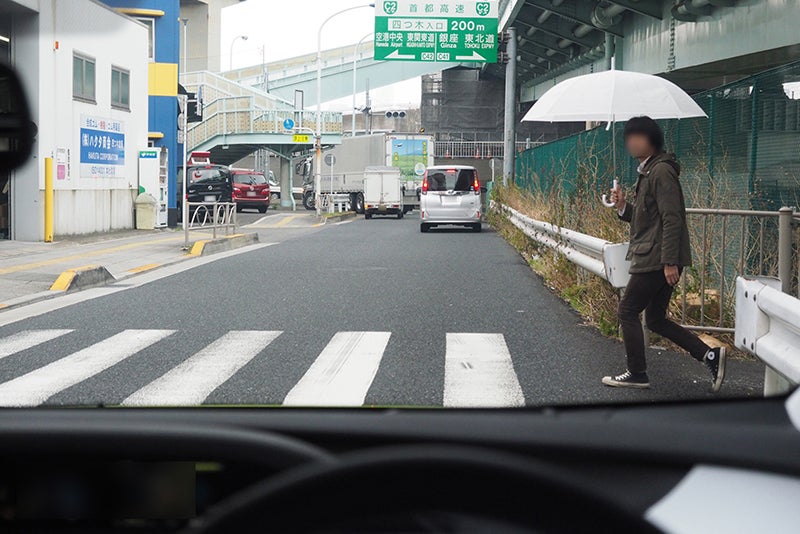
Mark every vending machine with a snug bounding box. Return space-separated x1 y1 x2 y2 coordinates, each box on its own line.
138 148 169 228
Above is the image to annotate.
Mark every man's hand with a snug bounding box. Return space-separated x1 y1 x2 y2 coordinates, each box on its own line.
664 264 680 286
610 184 625 211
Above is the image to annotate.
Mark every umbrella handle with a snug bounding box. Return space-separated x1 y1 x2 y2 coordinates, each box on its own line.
601 179 619 208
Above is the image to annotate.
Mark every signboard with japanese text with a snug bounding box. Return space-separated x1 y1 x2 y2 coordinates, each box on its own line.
79 115 125 179
375 0 498 63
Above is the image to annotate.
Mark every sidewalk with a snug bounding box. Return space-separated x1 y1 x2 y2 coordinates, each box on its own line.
0 228 212 308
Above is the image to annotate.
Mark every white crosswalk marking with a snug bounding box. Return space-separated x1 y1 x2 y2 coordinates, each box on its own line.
123 331 282 406
443 333 525 408
0 330 174 407
0 329 74 360
283 331 391 407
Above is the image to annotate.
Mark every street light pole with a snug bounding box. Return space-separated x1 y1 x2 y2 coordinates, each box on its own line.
181 18 189 238
229 34 248 71
352 33 373 136
316 4 374 216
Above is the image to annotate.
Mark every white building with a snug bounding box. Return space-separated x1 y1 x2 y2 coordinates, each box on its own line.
1 0 149 241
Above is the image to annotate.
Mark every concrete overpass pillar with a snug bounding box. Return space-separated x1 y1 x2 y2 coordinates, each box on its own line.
277 153 294 209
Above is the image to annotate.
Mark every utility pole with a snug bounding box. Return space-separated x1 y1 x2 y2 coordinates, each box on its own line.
261 45 269 92
364 78 372 135
502 27 517 187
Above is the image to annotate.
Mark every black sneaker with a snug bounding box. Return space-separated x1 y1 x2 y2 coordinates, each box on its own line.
704 347 727 393
602 370 650 389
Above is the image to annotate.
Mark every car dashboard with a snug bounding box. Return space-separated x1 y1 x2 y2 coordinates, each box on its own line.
0 394 797 533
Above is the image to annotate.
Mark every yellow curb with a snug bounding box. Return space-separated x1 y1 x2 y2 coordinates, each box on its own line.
50 264 99 291
188 241 207 256
127 263 161 274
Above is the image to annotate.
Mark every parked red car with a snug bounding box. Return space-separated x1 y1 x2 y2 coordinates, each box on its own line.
231 169 270 213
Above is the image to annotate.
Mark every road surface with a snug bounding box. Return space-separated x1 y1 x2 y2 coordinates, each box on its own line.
0 214 764 407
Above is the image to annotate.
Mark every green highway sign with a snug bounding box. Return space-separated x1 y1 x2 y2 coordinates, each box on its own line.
375 1 498 63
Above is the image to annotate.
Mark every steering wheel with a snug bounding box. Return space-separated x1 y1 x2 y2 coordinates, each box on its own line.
191 445 664 533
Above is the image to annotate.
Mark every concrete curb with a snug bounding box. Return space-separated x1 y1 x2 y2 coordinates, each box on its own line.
49 265 116 292
189 232 260 257
317 212 357 225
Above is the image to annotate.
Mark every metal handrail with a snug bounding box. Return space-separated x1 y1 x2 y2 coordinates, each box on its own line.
183 202 238 248
494 201 800 335
678 207 798 334
435 140 543 159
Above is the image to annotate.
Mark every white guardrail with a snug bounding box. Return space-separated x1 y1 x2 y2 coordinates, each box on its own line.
496 201 800 396
495 202 632 289
736 277 800 394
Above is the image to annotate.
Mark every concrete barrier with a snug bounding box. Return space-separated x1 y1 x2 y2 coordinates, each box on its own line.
189 233 260 257
50 265 116 292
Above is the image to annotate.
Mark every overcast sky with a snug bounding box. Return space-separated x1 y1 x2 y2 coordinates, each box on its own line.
221 0 421 111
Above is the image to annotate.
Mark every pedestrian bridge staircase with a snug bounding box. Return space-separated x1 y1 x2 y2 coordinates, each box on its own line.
181 71 343 165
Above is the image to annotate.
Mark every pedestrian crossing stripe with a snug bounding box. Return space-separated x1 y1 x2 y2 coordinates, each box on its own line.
123 331 282 407
0 329 73 360
0 330 174 407
284 332 391 407
0 330 527 408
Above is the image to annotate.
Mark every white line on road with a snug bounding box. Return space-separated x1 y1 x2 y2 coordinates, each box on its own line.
0 329 74 360
123 331 282 406
283 331 391 407
0 329 174 407
444 333 525 408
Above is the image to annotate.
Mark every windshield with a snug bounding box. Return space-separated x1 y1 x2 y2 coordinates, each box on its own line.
0 0 791 413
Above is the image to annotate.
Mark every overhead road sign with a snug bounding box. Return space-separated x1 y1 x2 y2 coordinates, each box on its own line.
375 1 499 63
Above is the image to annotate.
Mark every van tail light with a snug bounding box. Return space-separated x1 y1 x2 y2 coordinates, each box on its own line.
421 177 428 195
473 178 481 195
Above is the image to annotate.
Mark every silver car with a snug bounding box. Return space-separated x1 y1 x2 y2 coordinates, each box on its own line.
419 165 482 233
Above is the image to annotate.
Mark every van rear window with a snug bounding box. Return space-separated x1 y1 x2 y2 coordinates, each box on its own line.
190 168 228 183
426 169 475 192
234 174 267 185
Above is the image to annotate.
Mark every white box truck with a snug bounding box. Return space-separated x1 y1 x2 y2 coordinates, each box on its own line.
302 133 434 213
363 167 404 220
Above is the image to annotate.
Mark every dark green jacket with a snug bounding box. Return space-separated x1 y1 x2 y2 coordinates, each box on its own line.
619 152 692 274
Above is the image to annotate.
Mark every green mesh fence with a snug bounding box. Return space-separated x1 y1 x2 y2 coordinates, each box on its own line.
516 59 800 211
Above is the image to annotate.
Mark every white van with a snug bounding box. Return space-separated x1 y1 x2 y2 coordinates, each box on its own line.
419 166 482 233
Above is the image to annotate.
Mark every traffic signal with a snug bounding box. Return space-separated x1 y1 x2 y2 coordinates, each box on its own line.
385 110 407 119
498 31 511 65
186 91 203 123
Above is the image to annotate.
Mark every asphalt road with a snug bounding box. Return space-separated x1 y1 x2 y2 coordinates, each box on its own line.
0 214 764 407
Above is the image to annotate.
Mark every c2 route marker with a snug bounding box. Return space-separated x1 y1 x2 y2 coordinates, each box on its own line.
375 0 498 63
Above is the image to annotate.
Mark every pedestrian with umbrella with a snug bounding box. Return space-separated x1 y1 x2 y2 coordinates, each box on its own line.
523 70 726 391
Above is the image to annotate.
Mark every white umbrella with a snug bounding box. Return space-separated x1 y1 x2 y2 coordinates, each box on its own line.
522 69 707 123
521 69 706 207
